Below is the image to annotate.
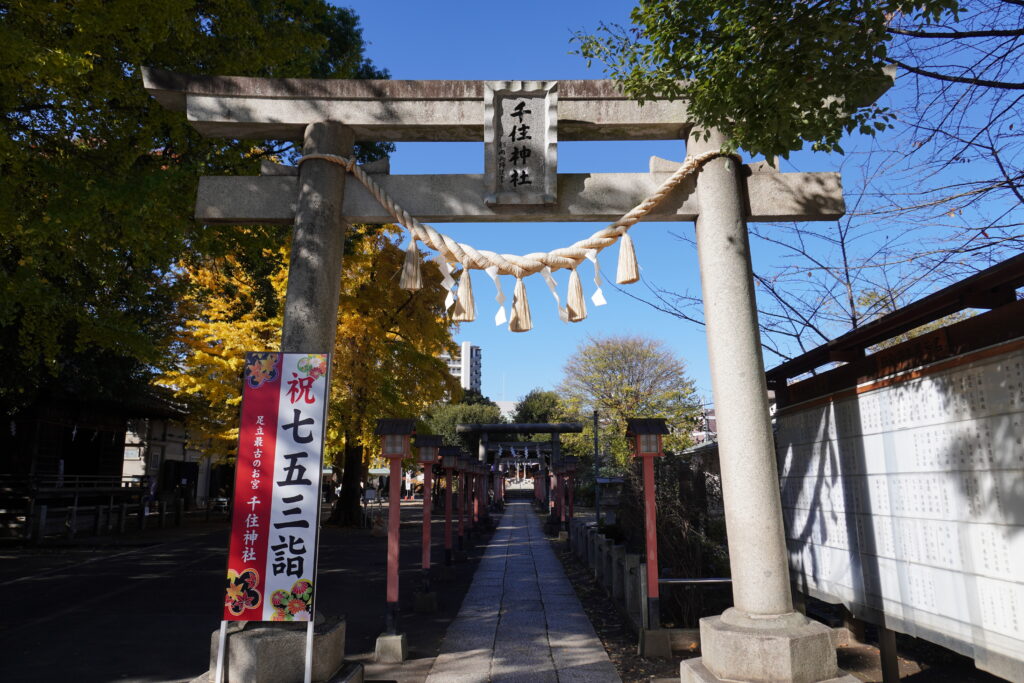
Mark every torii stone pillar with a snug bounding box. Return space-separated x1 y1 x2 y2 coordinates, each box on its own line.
281 122 353 353
680 129 856 683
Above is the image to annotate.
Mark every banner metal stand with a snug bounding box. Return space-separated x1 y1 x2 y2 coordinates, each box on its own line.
215 620 228 683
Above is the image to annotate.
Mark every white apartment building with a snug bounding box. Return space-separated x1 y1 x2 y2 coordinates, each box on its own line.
440 341 482 392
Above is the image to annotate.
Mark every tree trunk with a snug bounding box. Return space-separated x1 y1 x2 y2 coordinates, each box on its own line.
330 434 364 526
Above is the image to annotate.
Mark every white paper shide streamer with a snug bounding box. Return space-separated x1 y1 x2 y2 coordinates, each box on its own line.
485 265 507 326
585 249 607 306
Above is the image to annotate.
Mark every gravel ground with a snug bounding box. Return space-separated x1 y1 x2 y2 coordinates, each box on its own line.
547 532 1008 683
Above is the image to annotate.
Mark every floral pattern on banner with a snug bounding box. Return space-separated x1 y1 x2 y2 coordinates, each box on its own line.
225 568 261 616
295 355 326 381
270 579 313 621
245 352 280 389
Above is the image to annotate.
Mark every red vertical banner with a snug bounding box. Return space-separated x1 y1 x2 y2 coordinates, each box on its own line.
222 352 330 622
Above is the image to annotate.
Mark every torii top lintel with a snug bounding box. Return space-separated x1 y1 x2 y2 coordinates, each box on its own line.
142 67 691 142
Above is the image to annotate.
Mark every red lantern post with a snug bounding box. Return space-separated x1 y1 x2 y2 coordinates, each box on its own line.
414 436 441 572
414 434 441 612
375 419 415 639
627 418 669 631
457 455 471 549
440 446 459 569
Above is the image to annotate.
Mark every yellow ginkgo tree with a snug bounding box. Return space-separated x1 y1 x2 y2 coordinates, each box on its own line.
161 225 459 523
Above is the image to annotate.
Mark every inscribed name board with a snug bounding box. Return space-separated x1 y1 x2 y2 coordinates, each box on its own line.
484 81 557 206
223 352 330 622
775 340 1024 681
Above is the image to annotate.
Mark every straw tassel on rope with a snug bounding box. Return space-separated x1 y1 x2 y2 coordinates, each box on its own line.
566 267 587 322
616 232 640 284
508 277 533 332
399 238 423 291
452 267 476 322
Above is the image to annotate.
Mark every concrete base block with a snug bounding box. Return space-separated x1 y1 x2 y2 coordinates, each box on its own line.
207 617 346 683
374 632 407 663
639 628 673 659
557 530 569 541
681 658 859 683
683 609 855 683
328 662 364 682
414 591 438 613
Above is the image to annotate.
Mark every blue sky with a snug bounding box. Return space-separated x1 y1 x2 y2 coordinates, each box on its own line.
335 1 847 405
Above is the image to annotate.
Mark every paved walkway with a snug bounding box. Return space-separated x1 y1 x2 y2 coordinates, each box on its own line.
425 501 621 683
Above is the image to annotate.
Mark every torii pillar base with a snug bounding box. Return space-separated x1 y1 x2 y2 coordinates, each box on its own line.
680 610 857 683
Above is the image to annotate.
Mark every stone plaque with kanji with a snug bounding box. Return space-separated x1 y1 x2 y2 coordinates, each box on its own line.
484 81 557 206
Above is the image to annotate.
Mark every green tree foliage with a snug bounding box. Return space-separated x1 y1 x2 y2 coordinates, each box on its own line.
0 1 388 415
423 402 504 453
512 388 563 425
460 388 496 407
574 1 961 159
558 335 700 467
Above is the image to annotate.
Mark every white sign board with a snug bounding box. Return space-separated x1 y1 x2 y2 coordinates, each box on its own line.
776 340 1024 681
483 80 557 206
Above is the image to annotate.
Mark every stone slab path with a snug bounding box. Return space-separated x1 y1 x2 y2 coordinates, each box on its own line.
425 501 621 683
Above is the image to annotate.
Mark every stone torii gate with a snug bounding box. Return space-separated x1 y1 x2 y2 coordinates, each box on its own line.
142 68 858 683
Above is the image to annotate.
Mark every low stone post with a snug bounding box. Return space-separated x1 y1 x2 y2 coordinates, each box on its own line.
623 553 641 620
681 128 851 683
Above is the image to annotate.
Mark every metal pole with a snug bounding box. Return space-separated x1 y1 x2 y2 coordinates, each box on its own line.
303 620 314 683
593 410 601 524
214 620 228 683
879 625 900 683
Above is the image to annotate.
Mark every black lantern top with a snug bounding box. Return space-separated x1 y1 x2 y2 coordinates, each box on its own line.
625 418 669 436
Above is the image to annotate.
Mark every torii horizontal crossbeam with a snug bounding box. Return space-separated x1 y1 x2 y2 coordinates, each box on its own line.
197 166 844 224
456 423 583 434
